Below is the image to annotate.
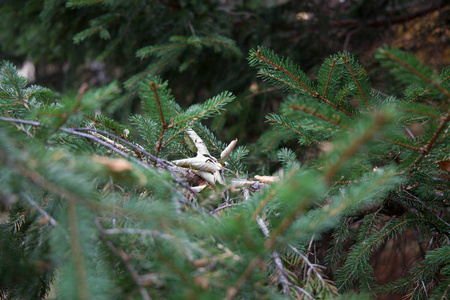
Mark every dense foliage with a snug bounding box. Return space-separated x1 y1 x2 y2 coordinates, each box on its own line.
0 1 449 299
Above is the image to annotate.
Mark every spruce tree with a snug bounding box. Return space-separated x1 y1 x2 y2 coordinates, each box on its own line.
1 43 448 300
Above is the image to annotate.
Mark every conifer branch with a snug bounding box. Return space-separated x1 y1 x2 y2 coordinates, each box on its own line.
382 138 422 151
323 58 337 97
96 221 151 300
265 195 313 249
324 113 385 183
266 115 304 136
67 199 91 300
48 83 88 138
408 88 431 103
256 50 317 97
289 104 350 130
415 110 450 165
0 117 197 200
150 81 166 165
337 218 413 292
251 168 298 220
338 86 351 106
340 57 369 106
254 51 355 118
378 50 450 99
167 93 234 129
225 257 262 300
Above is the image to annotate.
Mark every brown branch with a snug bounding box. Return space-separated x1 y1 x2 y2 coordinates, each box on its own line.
47 83 88 139
257 70 355 118
150 81 166 165
256 50 317 96
382 138 422 152
338 86 351 106
378 50 450 99
266 115 305 136
323 59 336 97
289 104 350 130
340 57 369 106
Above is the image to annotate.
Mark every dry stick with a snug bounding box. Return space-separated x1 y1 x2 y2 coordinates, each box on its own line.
96 221 151 300
150 81 166 166
67 199 90 300
255 51 355 118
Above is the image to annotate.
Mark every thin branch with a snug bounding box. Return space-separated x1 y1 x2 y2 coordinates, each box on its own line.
323 58 336 96
243 86 281 100
243 188 291 295
340 57 369 106
378 49 450 99
22 193 58 226
255 50 355 118
47 83 88 139
150 81 166 165
266 115 304 136
414 110 450 166
289 104 350 129
382 138 422 152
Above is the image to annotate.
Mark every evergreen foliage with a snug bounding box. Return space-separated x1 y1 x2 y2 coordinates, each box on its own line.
1 43 449 300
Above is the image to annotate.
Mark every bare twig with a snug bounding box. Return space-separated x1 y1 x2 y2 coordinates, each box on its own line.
150 81 166 165
22 193 57 226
